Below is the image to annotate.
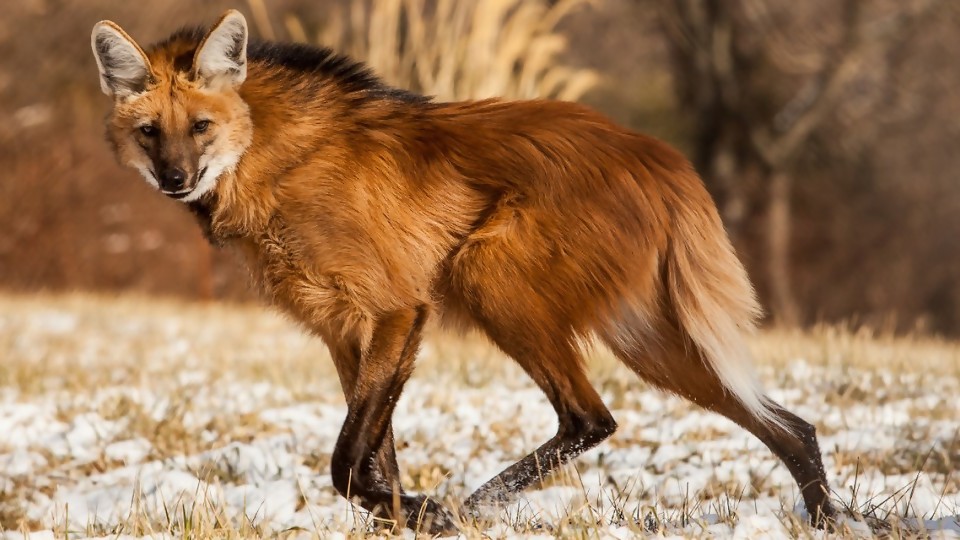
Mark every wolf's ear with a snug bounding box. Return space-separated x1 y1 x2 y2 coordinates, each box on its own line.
91 21 153 98
193 10 248 89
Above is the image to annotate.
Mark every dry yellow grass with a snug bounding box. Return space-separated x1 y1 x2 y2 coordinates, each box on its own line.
0 292 958 538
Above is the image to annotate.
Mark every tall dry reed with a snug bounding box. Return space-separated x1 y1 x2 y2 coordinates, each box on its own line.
249 0 598 101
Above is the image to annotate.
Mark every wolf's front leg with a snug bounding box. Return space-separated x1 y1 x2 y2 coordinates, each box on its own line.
329 306 458 535
329 341 403 498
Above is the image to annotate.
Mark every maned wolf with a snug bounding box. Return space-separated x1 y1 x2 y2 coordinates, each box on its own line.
91 9 835 534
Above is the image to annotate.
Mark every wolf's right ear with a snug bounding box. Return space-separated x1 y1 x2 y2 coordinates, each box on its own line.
91 21 154 98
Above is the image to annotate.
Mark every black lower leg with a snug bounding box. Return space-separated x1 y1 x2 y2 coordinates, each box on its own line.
460 331 617 514
464 410 617 509
364 427 403 526
332 397 456 534
758 406 836 526
329 307 457 535
373 427 402 491
330 342 403 496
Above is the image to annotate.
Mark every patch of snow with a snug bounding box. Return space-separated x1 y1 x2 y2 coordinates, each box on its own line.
3 302 959 539
103 438 152 464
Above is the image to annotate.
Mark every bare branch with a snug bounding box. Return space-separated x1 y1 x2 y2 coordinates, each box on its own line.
709 3 740 110
752 0 946 167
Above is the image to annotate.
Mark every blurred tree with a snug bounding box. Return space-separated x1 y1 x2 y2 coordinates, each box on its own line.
657 0 946 326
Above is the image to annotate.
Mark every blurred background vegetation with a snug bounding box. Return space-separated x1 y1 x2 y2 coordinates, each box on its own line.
1 0 958 334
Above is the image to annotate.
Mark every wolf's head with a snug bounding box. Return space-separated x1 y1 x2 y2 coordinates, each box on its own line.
92 10 253 202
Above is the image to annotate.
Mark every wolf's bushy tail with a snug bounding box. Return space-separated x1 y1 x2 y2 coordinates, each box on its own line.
600 198 786 432
663 213 787 430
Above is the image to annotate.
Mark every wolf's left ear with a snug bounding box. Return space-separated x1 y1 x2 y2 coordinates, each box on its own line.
193 10 248 89
91 21 154 98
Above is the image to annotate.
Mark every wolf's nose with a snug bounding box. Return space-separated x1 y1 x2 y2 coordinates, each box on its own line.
159 168 187 191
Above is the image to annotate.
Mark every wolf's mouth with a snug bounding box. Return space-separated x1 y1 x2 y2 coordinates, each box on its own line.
164 167 207 199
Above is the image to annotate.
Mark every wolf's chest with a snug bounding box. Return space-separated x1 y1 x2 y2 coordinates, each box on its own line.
237 228 376 341
242 227 313 308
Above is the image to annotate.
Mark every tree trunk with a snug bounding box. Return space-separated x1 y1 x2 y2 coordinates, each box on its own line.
766 171 800 326
708 132 749 243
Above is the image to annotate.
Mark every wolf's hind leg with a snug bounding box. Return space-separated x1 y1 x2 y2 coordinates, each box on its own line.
602 320 836 527
463 326 617 514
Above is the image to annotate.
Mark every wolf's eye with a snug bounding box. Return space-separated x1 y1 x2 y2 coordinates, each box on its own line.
193 120 211 134
139 125 159 137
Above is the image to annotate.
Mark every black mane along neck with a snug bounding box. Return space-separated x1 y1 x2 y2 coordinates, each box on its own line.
247 40 428 103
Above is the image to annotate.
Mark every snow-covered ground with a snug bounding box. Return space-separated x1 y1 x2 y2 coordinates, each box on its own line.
0 295 958 538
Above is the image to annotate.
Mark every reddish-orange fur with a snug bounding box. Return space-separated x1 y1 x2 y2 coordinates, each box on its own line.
93 10 835 534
